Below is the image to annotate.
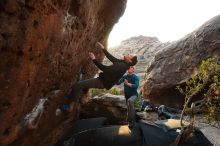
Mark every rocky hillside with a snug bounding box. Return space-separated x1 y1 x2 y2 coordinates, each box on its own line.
0 0 127 145
104 36 169 80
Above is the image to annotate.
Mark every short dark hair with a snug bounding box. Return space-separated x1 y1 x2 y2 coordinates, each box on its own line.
129 56 138 66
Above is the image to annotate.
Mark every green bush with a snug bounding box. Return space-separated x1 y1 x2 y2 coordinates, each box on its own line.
109 88 122 95
134 94 145 110
89 87 121 97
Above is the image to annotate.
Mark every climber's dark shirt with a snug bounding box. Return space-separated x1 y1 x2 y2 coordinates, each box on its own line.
93 49 130 90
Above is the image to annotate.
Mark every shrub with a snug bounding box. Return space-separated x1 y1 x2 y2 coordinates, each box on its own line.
89 87 121 97
177 56 220 126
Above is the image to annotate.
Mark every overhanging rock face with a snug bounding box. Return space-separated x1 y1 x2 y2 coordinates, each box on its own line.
143 15 220 106
0 0 127 145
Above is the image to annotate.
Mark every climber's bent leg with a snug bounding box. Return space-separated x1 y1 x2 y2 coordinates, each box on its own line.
66 78 104 101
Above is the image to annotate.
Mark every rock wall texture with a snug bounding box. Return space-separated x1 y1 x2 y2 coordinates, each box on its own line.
0 0 127 145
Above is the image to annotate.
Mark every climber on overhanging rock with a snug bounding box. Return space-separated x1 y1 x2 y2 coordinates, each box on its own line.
56 42 138 115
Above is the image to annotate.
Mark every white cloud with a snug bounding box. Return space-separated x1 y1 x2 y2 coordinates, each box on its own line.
108 0 220 47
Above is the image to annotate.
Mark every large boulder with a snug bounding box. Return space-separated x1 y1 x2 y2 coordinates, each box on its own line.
143 15 220 106
0 0 127 145
81 93 127 124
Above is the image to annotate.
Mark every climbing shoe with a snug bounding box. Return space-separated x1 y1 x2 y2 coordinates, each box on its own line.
55 108 62 116
55 104 71 116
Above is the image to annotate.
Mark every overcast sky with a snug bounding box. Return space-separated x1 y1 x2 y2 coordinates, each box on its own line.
108 0 220 47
